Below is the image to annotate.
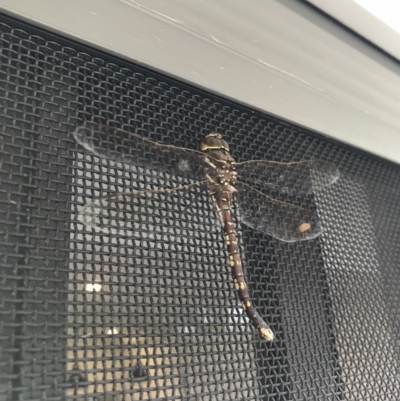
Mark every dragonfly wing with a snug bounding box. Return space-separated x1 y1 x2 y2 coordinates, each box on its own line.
234 181 322 242
235 159 339 194
73 123 207 180
78 181 212 237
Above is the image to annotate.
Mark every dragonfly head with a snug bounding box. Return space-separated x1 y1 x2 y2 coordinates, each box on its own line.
200 132 230 153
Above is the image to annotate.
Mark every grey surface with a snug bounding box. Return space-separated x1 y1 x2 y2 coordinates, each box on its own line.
2 0 400 163
307 0 400 61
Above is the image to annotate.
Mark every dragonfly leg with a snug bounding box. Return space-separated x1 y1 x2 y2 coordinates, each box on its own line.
211 194 224 226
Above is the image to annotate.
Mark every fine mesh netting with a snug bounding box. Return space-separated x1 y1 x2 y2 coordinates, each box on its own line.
1 14 400 401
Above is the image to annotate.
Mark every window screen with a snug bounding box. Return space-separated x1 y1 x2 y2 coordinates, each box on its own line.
1 14 400 401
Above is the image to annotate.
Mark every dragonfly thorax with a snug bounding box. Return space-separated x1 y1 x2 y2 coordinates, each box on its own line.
201 133 237 191
203 158 237 193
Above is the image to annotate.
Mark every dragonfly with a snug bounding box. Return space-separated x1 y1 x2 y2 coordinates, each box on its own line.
73 123 339 341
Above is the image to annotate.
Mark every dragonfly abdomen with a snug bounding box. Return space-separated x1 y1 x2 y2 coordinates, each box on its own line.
214 189 274 342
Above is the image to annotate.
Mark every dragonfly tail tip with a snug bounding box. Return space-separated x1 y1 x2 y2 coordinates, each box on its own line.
259 327 274 341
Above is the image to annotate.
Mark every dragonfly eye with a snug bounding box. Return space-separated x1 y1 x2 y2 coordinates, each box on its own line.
205 132 223 139
201 134 230 152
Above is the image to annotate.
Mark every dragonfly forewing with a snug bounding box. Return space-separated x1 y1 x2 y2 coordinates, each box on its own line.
73 123 210 181
235 159 339 195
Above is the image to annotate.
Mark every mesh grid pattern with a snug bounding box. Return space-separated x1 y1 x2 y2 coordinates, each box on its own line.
1 15 400 401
